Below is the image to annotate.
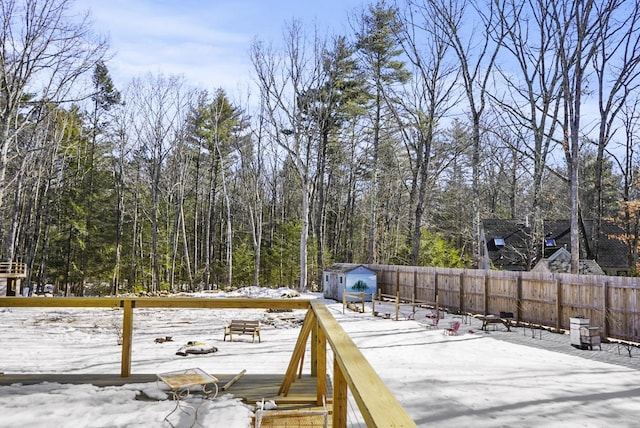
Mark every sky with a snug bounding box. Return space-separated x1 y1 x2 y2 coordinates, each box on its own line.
78 0 366 99
2 287 640 427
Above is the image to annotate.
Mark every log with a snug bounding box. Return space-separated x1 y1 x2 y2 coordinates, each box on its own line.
222 369 246 391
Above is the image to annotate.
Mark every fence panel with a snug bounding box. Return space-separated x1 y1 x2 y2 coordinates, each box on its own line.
519 272 557 326
415 269 437 303
486 271 518 316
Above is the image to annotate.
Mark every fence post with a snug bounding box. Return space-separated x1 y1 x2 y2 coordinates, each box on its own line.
555 278 562 332
361 292 365 313
484 274 490 315
434 271 439 303
372 293 376 315
516 274 523 324
413 269 417 301
395 268 400 296
459 272 465 314
395 292 399 321
603 281 610 338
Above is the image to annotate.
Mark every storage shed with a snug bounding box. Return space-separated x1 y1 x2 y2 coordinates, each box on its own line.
323 264 377 302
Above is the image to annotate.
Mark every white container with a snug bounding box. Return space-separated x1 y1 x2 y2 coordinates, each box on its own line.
570 317 590 347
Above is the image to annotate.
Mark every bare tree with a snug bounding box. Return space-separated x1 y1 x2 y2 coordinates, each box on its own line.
550 0 617 272
398 0 460 264
591 0 640 258
0 0 107 257
127 74 190 292
615 96 640 271
109 96 134 294
429 0 504 267
491 0 564 261
251 21 325 291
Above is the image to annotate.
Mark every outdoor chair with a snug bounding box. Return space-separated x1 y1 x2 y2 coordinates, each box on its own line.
444 320 461 336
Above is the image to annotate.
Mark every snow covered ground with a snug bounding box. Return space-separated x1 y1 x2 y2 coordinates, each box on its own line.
1 287 640 427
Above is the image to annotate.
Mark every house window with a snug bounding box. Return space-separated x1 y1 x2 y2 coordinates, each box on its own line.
339 276 343 284
493 237 505 247
325 274 328 282
544 238 556 247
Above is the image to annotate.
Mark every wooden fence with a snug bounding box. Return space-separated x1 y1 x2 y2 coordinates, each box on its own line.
335 263 640 343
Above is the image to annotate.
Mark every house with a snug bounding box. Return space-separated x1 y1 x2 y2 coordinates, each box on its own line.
322 264 377 301
481 219 630 275
531 247 606 275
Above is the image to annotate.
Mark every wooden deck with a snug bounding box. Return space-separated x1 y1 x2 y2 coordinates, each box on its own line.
0 372 333 426
0 372 329 405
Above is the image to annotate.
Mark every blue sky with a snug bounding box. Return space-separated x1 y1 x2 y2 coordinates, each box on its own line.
81 0 366 97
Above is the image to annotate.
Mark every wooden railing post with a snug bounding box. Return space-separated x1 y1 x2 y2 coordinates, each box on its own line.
120 299 134 377
332 358 348 427
311 321 318 377
316 323 327 406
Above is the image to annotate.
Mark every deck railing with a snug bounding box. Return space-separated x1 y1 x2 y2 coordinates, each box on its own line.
0 297 416 428
0 262 26 277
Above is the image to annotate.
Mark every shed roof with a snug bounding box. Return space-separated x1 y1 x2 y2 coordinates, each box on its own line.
324 264 375 274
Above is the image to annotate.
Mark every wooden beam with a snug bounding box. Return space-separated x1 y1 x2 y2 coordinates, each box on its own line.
0 297 311 310
279 310 315 396
120 300 134 377
316 323 327 406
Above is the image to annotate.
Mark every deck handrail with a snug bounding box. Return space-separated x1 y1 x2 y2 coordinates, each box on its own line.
0 296 416 428
0 262 26 276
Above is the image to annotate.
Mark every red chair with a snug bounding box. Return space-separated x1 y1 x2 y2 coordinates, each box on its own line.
444 320 461 336
425 310 440 329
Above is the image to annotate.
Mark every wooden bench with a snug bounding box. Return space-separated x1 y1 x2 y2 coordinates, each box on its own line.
224 320 261 343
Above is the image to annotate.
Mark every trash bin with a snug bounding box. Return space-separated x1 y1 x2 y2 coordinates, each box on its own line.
570 317 590 348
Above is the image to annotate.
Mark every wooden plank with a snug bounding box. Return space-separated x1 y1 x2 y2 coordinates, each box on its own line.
0 373 329 405
316 324 327 406
0 297 311 310
222 369 246 391
279 310 315 396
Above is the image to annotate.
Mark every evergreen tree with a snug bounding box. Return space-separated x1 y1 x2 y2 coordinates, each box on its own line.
355 1 411 264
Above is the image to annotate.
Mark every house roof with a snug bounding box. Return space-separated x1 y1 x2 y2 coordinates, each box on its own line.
531 248 606 275
482 219 629 272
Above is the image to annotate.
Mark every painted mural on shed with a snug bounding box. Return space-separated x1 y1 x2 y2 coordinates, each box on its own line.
323 264 377 301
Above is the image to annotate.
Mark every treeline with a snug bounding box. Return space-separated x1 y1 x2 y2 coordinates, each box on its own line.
1 0 639 295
